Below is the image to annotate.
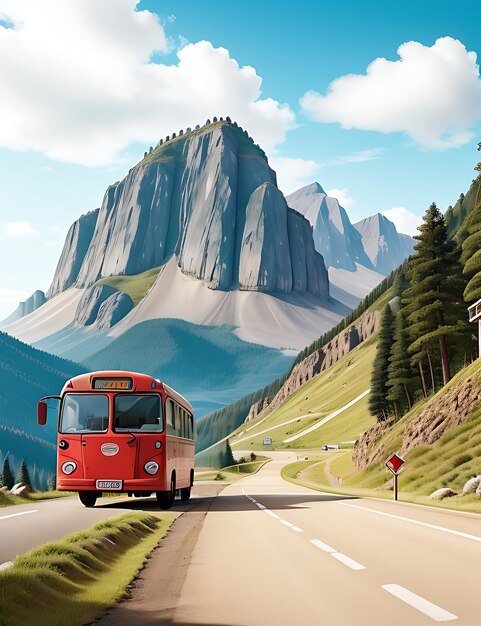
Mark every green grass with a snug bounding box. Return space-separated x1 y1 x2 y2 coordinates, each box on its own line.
97 266 161 305
194 457 270 481
230 337 377 450
0 491 74 508
0 512 177 626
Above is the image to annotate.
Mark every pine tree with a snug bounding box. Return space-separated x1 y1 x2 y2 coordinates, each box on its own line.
1 457 15 490
387 310 416 417
18 460 32 489
403 203 469 387
223 440 235 467
461 172 481 303
369 304 395 422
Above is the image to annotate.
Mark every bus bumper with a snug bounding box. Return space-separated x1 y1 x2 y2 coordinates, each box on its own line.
57 478 166 491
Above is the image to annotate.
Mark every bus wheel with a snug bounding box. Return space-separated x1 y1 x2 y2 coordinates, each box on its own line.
156 475 175 510
78 491 97 508
180 486 191 501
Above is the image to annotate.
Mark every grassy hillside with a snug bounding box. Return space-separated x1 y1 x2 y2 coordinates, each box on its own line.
97 266 161 305
0 332 84 486
84 318 293 416
229 336 377 451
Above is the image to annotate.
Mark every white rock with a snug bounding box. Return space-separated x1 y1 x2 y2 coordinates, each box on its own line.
430 487 457 500
463 476 481 495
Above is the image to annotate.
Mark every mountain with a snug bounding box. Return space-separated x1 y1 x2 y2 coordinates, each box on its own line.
0 331 84 488
1 289 46 327
354 213 416 275
286 183 373 271
4 119 346 416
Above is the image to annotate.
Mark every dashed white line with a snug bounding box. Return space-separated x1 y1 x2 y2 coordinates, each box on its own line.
280 519 293 528
0 510 38 522
256 503 266 509
382 584 457 622
331 552 365 570
310 539 336 553
339 502 481 544
290 525 303 533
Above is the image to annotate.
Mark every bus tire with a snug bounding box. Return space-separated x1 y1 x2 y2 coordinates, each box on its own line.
78 491 97 507
180 486 191 501
156 475 175 510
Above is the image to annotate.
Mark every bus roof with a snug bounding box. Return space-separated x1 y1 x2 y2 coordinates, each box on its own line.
62 370 193 413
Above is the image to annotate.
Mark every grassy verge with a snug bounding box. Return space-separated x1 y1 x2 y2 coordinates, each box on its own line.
0 491 74 508
281 456 481 514
0 511 177 626
195 457 270 482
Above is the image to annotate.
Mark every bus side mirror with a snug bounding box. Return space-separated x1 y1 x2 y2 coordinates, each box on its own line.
38 401 47 425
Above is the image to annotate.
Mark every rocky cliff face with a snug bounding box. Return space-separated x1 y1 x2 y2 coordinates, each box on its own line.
0 290 47 327
47 209 99 298
50 122 328 301
353 375 481 470
287 183 373 272
354 214 415 275
246 307 380 421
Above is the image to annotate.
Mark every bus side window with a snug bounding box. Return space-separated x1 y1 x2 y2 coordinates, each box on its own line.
182 410 187 438
188 413 193 439
166 398 174 436
174 403 181 437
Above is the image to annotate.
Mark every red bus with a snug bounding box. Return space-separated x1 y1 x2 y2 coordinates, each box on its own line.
37 370 195 509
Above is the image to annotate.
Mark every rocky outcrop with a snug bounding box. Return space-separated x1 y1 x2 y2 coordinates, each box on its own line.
287 183 373 271
95 292 134 329
74 284 117 326
354 214 415 275
0 290 46 327
430 488 457 500
246 397 271 422
47 209 99 298
353 376 481 470
51 122 328 301
248 307 380 420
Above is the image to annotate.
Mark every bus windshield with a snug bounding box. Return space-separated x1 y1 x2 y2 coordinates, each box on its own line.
114 395 163 432
60 394 109 434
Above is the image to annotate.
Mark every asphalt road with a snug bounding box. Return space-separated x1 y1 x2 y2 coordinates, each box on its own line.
3 455 481 625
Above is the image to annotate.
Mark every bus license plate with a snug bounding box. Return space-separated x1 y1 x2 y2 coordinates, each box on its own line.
96 480 123 490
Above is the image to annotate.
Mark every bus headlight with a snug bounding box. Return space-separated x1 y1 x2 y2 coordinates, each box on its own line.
144 461 159 475
61 461 77 475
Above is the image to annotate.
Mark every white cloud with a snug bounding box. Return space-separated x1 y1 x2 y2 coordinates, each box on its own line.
325 188 355 209
269 157 321 195
301 37 481 149
333 148 385 164
1 221 39 238
383 207 422 236
0 287 30 304
0 0 295 166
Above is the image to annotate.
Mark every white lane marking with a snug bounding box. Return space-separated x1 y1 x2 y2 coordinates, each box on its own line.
331 552 366 570
339 502 481 544
382 584 457 622
0 510 38 522
290 525 303 533
283 389 370 443
280 519 293 527
263 510 280 520
0 561 13 571
311 539 336 553
256 503 266 509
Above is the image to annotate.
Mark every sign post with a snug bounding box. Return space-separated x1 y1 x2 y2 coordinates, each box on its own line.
385 453 405 501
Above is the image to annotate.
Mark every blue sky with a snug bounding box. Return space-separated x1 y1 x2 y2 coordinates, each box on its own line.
0 0 480 318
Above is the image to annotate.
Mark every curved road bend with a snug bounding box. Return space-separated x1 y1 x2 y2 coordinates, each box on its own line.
100 452 480 626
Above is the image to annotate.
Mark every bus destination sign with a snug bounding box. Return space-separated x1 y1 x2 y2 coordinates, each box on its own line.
92 378 133 390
